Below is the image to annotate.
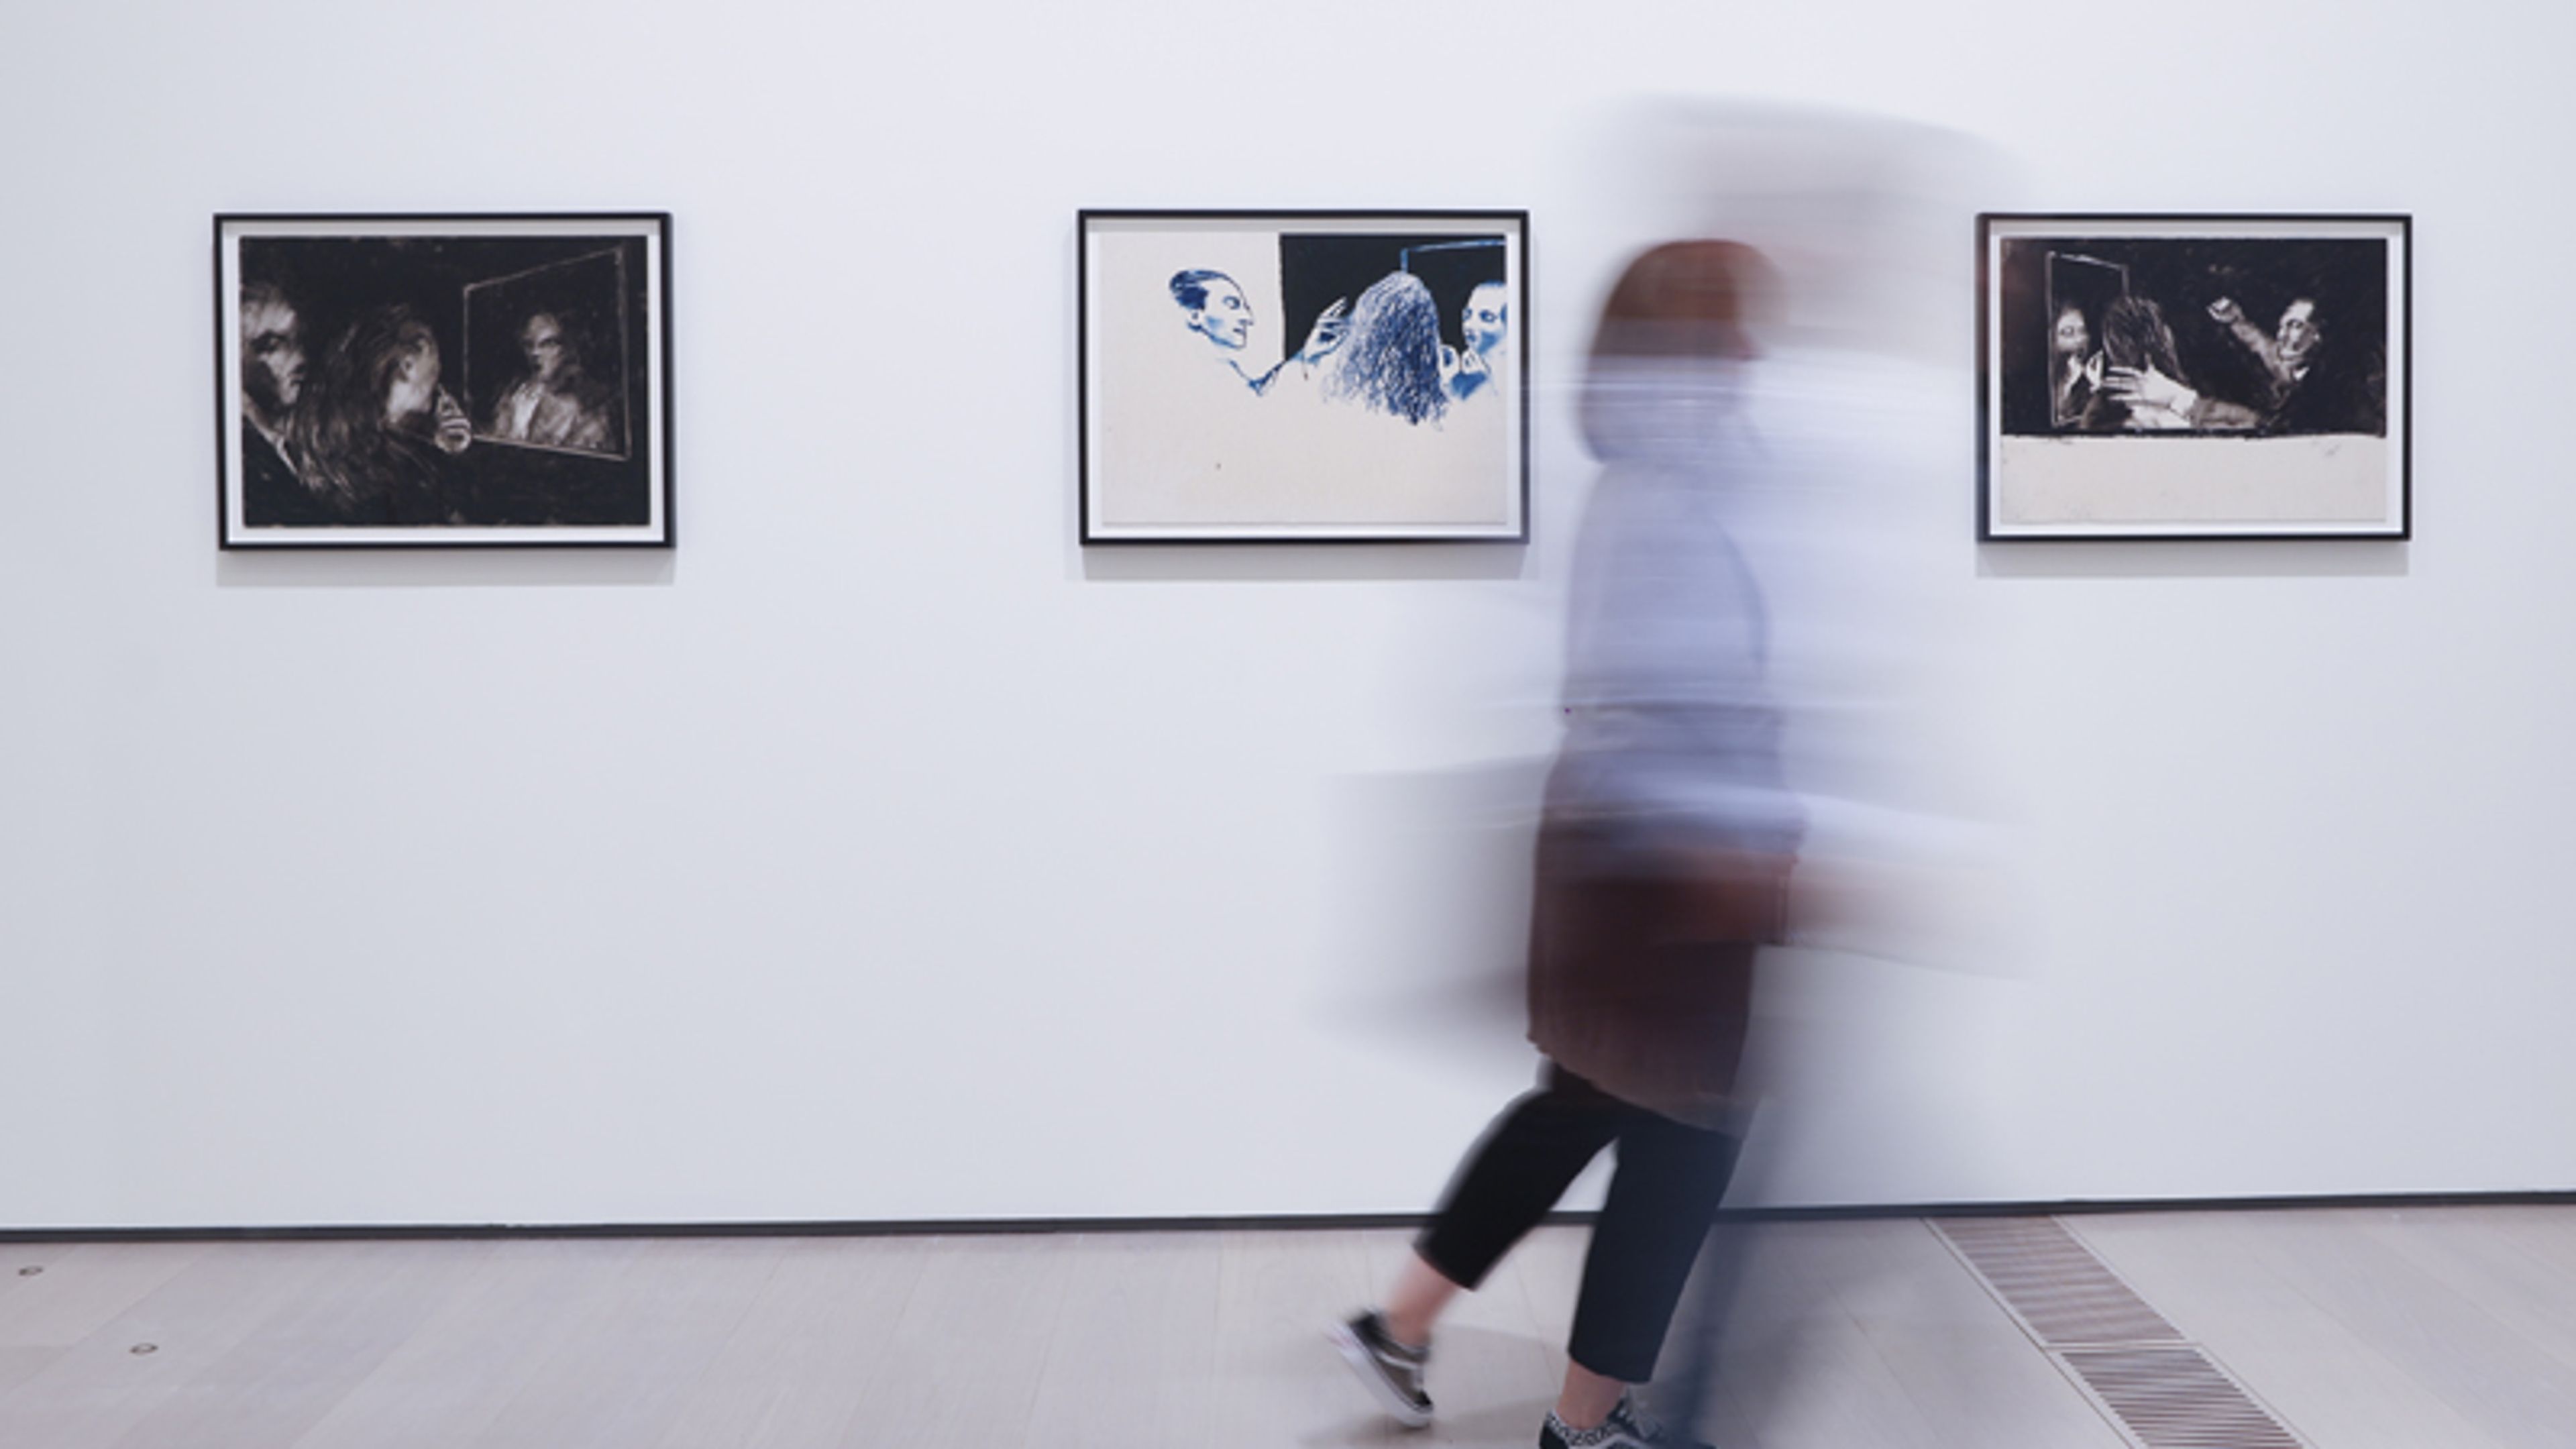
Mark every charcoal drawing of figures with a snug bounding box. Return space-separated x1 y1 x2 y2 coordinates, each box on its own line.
2049 303 2098 427
1979 215 2409 541
234 282 475 527
486 310 617 453
235 280 314 524
2090 288 2379 435
284 303 478 525
220 216 668 547
465 248 631 459
1083 212 1527 541
2185 293 2363 434
2084 295 2193 431
1998 231 2389 439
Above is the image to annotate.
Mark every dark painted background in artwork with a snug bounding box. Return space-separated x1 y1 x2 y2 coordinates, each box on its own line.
241 234 651 526
1278 233 1507 361
1998 235 2387 438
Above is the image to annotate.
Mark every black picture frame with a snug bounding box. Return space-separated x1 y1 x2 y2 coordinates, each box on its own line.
217 212 675 549
1079 209 1530 544
1978 213 2410 541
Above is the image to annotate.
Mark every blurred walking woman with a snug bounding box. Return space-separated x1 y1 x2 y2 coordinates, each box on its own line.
1334 242 1802 1449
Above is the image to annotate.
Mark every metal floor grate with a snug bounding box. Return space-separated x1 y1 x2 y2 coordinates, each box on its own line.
1932 1218 2308 1449
1933 1217 2185 1348
2057 1346 2305 1449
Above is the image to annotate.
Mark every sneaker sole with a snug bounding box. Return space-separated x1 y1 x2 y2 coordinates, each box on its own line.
1327 1322 1433 1430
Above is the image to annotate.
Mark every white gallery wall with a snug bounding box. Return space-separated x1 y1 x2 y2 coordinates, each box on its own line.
3 0 2573 1228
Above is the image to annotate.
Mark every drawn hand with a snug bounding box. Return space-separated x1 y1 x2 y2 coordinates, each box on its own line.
431 388 472 455
2206 296 2243 326
2102 364 2190 413
1298 298 1350 362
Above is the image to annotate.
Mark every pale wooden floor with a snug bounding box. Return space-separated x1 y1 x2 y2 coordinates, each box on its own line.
2 1206 2573 1447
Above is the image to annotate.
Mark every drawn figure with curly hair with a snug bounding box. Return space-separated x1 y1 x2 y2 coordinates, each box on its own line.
1322 271 1448 426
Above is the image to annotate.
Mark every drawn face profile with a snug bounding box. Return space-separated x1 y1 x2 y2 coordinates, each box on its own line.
1187 277 1252 351
2276 299 2320 368
241 292 305 415
384 341 440 427
1462 283 1509 360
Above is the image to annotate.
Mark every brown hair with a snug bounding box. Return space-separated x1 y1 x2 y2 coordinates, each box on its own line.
288 304 439 507
1589 240 1775 361
1580 240 1779 458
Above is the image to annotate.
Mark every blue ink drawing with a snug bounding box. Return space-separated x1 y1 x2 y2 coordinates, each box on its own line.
1444 280 1510 402
1166 233 1508 426
1322 271 1448 425
1291 233 1509 425
1170 267 1348 396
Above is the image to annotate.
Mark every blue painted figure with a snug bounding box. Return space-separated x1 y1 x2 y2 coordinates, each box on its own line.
1170 268 1350 395
1442 281 1511 402
1321 272 1450 426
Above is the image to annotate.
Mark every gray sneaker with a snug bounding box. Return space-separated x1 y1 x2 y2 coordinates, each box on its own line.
1330 1310 1432 1428
1538 1393 1713 1449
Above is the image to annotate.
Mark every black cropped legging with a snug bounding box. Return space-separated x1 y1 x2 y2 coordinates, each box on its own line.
1413 1063 1741 1385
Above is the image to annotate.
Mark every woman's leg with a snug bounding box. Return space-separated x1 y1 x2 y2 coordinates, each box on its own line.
1381 1251 1462 1348
1554 1356 1631 1430
1338 1069 1621 1426
1403 1067 1624 1340
1559 1104 1743 1417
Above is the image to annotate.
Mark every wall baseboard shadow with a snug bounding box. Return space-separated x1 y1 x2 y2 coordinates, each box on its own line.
6 1190 2574 1243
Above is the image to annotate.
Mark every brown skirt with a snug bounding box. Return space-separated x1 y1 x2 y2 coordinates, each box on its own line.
1524 818 1762 1130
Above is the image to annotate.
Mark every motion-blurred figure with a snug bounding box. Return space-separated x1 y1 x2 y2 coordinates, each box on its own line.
1334 241 1799 1449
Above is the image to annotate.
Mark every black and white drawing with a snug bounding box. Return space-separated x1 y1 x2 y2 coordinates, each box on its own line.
217 214 672 548
1980 214 2409 541
1082 211 1528 543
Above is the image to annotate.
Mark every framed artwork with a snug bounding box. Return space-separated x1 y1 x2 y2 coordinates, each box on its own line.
1978 213 2410 541
217 213 673 548
1079 209 1528 543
